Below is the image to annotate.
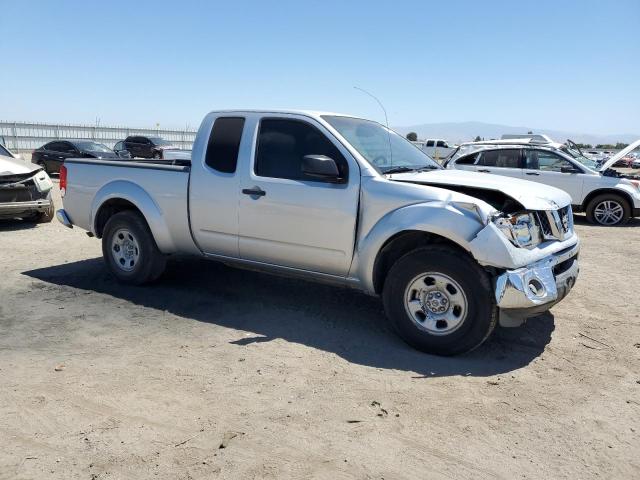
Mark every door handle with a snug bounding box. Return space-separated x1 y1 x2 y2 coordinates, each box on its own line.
477 169 491 173
526 172 540 176
242 187 266 197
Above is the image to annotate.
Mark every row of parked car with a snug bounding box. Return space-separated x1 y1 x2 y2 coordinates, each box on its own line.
31 135 188 174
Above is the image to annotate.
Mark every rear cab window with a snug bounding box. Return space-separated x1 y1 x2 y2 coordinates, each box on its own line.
204 117 246 173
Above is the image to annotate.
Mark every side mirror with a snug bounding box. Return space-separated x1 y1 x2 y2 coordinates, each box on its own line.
302 155 342 182
560 166 579 174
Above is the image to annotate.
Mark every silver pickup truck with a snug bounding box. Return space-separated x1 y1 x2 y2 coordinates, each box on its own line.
57 110 579 355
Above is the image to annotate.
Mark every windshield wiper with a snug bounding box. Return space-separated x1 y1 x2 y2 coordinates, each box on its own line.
382 166 418 174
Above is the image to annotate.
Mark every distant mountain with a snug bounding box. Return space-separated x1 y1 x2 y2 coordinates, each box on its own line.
393 121 639 146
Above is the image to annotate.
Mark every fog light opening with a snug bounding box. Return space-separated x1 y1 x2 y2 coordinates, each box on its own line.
528 278 545 297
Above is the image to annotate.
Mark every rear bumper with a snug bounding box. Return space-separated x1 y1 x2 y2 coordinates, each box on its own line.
495 242 579 326
0 200 51 219
56 209 73 228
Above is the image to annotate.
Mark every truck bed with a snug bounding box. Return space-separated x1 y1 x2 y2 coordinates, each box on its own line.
62 158 199 255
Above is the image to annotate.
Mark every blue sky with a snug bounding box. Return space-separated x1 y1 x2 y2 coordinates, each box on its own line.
1 0 638 133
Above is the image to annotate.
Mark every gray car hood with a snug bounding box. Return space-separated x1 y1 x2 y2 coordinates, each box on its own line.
389 169 572 211
0 154 41 176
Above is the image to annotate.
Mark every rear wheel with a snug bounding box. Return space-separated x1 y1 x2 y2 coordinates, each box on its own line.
102 210 166 284
585 193 630 226
382 246 497 356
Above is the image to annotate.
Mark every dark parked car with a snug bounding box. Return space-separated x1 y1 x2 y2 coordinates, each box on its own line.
113 141 132 159
123 136 177 159
32 140 118 174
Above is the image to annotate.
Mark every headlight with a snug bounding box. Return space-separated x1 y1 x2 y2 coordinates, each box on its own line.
492 212 541 249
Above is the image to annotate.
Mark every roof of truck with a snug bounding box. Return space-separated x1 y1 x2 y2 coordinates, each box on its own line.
206 109 360 119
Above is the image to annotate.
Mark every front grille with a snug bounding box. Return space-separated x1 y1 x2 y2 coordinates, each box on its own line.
538 211 553 237
536 206 573 241
0 179 46 203
0 186 33 203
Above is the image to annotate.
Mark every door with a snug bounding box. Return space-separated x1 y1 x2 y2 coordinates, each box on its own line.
523 149 585 203
189 115 247 257
45 141 74 173
126 137 145 158
457 148 524 179
139 137 153 158
124 138 136 157
238 116 360 276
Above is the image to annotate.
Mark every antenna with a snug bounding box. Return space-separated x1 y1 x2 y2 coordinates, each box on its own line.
354 86 393 166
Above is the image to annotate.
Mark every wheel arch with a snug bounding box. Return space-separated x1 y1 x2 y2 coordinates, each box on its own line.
582 188 633 211
91 180 177 252
371 230 473 295
352 201 487 294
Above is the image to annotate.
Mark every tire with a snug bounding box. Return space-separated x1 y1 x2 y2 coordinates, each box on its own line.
35 199 54 223
101 210 166 284
153 151 162 160
382 246 497 356
585 193 630 226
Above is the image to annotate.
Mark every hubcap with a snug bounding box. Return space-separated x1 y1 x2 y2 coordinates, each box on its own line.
594 200 624 225
404 272 468 335
111 228 140 272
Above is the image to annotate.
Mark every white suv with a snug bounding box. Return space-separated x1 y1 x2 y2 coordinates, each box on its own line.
445 139 640 226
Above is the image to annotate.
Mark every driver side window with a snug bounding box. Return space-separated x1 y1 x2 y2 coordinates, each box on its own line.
255 119 348 182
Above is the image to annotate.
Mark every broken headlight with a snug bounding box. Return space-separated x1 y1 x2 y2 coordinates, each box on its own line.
492 212 541 249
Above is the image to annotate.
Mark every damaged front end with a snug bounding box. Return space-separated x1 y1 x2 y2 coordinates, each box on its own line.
483 206 578 327
0 169 54 220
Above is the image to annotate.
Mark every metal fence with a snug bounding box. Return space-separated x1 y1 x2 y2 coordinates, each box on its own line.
0 121 197 153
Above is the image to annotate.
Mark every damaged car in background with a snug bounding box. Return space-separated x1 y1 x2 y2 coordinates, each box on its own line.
0 143 54 222
446 138 640 226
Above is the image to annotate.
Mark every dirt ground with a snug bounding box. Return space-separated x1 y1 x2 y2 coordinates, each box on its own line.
1 181 639 480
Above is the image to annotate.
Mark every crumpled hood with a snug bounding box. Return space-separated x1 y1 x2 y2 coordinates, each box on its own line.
389 169 572 211
0 154 41 176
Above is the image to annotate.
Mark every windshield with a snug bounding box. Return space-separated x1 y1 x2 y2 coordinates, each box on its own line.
322 116 440 173
74 141 113 153
562 146 598 169
148 137 172 146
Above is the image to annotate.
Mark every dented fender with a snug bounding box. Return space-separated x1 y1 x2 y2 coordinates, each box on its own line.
351 201 487 293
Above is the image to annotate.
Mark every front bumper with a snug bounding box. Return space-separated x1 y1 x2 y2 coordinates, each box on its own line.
495 242 580 327
0 200 52 219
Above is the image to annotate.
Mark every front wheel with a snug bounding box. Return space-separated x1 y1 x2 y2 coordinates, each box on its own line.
102 210 166 284
153 151 162 160
585 194 630 226
35 199 54 223
382 246 497 356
